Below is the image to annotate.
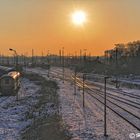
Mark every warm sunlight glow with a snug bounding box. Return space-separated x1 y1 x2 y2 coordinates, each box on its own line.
72 10 86 26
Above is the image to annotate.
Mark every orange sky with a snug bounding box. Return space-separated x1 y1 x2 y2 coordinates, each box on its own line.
0 0 140 56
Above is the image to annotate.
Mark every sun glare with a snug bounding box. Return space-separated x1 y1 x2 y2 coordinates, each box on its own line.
72 10 86 26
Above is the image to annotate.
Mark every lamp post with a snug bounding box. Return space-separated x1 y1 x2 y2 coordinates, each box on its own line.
9 48 18 69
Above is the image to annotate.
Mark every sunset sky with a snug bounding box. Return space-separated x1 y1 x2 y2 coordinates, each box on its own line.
0 0 140 56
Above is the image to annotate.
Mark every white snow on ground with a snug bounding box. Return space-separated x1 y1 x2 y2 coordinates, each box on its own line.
123 88 140 94
58 79 139 140
119 79 140 85
26 67 140 140
0 78 41 140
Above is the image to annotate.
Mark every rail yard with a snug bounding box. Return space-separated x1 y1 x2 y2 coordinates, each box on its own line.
0 65 139 139
1 1 140 140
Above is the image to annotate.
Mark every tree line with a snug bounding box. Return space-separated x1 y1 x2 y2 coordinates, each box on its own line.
105 40 140 60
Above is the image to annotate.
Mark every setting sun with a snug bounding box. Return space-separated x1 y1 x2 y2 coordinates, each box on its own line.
71 10 86 26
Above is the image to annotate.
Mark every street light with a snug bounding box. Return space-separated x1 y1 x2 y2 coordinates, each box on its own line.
9 48 17 55
9 48 18 69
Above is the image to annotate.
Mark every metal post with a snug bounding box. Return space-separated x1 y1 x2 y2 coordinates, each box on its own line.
62 47 64 83
74 69 77 95
32 49 34 65
115 47 118 88
84 49 87 62
80 49 82 62
83 74 85 108
104 77 109 137
59 50 61 65
16 54 18 70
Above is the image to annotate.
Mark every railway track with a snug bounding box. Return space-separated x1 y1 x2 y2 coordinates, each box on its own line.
74 78 140 109
73 76 140 131
28 67 140 131
88 81 140 99
51 69 140 105
73 76 140 103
